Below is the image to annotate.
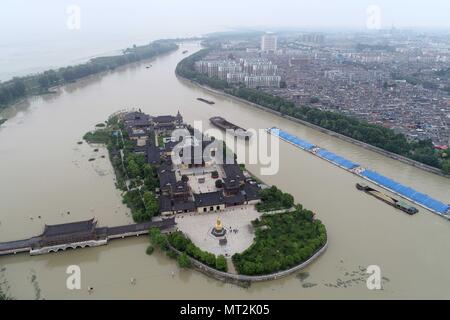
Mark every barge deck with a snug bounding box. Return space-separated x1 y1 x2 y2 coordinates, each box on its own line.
266 127 450 219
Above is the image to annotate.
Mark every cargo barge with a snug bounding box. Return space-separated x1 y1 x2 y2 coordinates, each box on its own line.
197 98 215 105
356 183 418 215
266 127 450 219
210 116 253 139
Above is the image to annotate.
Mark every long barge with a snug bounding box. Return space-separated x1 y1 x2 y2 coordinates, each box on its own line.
210 116 253 139
266 127 450 219
197 98 215 105
356 183 418 215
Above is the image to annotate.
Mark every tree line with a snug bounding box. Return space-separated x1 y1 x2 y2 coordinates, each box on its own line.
255 186 294 212
0 41 178 110
148 228 228 272
175 48 229 90
228 87 448 173
177 49 449 174
83 117 160 223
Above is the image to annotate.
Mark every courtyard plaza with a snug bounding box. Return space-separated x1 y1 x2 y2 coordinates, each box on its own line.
177 165 225 194
174 205 262 257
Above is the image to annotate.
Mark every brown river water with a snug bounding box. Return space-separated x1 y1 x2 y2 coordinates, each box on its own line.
0 42 449 299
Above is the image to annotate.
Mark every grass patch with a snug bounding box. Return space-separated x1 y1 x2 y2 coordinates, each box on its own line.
157 134 165 147
232 209 326 276
255 186 294 212
83 129 111 144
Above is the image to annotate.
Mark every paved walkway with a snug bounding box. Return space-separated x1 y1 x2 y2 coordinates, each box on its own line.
175 205 262 257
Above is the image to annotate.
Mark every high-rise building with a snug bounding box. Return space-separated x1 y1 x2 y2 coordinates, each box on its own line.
261 32 277 53
244 76 281 88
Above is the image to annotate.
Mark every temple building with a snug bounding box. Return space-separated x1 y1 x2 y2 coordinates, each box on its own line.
31 219 108 255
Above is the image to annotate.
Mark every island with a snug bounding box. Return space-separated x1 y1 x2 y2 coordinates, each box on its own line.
83 110 328 284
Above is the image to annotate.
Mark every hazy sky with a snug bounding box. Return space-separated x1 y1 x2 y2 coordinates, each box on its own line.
2 0 450 42
1 0 450 80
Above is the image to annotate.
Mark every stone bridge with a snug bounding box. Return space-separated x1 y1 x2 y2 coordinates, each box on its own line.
0 218 176 256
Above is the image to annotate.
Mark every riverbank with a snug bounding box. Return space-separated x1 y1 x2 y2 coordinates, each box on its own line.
0 41 179 112
177 75 450 179
168 239 328 286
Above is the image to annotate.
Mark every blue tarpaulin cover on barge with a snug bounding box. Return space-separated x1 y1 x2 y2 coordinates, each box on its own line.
361 170 450 214
272 128 359 169
316 149 360 170
275 130 316 151
270 127 450 215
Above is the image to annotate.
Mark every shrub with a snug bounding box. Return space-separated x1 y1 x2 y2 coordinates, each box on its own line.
146 245 154 255
178 253 192 268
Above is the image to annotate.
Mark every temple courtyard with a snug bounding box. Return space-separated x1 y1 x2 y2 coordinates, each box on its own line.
174 205 262 257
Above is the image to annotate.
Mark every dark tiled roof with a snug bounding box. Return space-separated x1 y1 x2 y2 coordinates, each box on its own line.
223 177 240 191
123 112 150 122
223 164 245 181
243 182 261 201
160 194 195 213
153 115 176 124
147 145 161 165
134 145 147 153
194 191 225 207
164 141 178 152
172 200 196 211
126 118 151 128
172 181 189 194
126 128 148 138
42 219 96 237
159 195 173 213
224 193 245 205
158 165 177 189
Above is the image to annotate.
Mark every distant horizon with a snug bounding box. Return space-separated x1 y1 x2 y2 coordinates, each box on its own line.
210 26 450 35
2 24 450 82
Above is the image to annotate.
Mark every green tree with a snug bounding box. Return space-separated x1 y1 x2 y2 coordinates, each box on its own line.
149 227 169 251
177 253 192 268
215 255 228 272
442 160 450 175
143 191 159 220
127 159 141 178
146 245 154 255
169 232 190 251
232 209 327 276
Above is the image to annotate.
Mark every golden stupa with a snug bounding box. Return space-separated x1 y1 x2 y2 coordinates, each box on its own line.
211 216 226 237
215 217 223 231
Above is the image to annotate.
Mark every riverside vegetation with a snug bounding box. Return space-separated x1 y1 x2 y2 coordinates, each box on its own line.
83 116 160 223
233 208 326 276
176 48 450 175
0 40 178 111
149 228 228 272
